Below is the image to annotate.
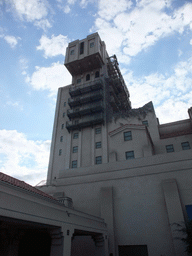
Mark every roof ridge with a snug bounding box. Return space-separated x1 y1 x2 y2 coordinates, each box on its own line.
0 172 55 201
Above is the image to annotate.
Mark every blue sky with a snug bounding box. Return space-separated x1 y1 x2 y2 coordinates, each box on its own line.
0 0 192 185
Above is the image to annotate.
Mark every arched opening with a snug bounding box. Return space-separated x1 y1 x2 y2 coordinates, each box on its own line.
95 71 100 78
86 74 90 81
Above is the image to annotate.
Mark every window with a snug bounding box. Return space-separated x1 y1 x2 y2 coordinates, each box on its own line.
73 133 79 139
86 74 90 81
61 124 64 129
124 131 132 141
186 205 192 220
75 120 79 125
166 144 174 153
90 42 94 48
95 127 101 134
95 71 100 78
70 49 75 55
72 160 77 168
59 149 62 156
77 78 81 84
73 146 78 153
95 142 101 149
63 112 65 117
142 120 148 126
80 42 84 55
125 151 135 159
64 102 66 107
95 156 102 164
181 142 191 150
60 136 63 142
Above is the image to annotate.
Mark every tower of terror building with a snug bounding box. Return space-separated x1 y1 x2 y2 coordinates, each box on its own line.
41 33 192 256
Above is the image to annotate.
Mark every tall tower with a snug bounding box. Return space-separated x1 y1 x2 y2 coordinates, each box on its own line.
47 33 131 184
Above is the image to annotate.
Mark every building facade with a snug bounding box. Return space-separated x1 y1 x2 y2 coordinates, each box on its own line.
40 33 192 256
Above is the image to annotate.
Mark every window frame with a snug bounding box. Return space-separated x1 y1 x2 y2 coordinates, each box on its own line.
181 141 191 150
95 71 100 78
61 124 64 129
95 127 101 134
80 42 84 55
71 160 77 168
73 146 78 153
142 120 148 126
73 133 79 139
125 151 135 160
95 141 101 149
86 74 90 81
95 156 102 165
166 144 174 153
59 149 62 156
70 49 75 55
90 42 94 48
124 131 132 141
60 136 63 142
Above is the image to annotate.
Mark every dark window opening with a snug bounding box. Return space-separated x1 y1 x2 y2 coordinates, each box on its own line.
95 71 100 78
124 131 132 141
80 42 84 55
72 160 77 168
86 74 90 81
96 156 102 164
96 141 101 148
181 141 190 150
126 151 135 160
166 144 174 153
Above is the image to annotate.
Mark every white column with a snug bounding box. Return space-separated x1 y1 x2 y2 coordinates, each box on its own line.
61 227 74 256
94 234 109 256
100 187 115 255
162 179 187 256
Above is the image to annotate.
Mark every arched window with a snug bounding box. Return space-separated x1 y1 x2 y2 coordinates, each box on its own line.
86 74 90 81
95 71 100 78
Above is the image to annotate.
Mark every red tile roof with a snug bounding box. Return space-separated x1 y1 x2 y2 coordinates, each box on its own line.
0 172 55 201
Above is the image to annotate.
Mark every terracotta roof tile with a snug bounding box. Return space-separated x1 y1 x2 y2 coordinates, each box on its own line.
0 172 55 201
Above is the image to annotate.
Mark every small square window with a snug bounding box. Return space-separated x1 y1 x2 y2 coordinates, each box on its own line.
181 142 191 150
77 78 81 84
124 131 132 141
142 120 148 126
125 151 134 159
63 112 65 117
72 160 77 168
96 142 101 149
61 124 64 129
70 50 75 55
64 102 66 107
95 156 102 165
90 42 94 48
166 144 174 153
60 136 63 142
73 146 78 153
95 127 101 134
73 133 79 139
59 149 62 156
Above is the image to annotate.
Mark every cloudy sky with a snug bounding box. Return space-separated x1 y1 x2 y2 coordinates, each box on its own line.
0 0 192 185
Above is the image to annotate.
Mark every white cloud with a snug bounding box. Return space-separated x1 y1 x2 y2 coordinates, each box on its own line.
4 35 20 48
6 0 51 29
124 56 192 123
0 129 50 186
190 39 192 45
6 101 23 111
37 34 69 58
27 62 72 95
92 1 192 60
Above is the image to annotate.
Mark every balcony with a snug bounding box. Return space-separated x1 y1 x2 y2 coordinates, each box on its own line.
68 90 103 108
69 79 103 97
67 102 104 120
66 113 104 131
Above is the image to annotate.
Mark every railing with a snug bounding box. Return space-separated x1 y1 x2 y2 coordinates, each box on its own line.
68 90 103 107
69 79 104 97
66 113 104 131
